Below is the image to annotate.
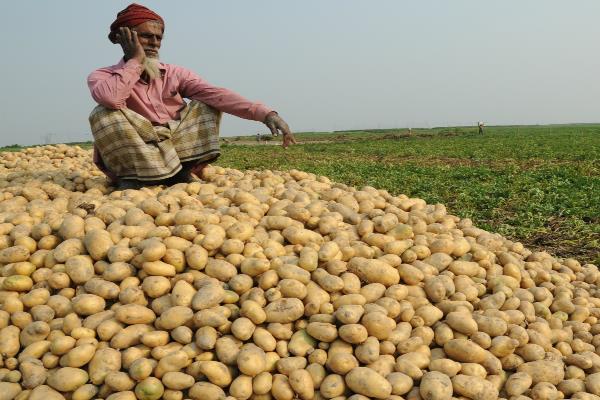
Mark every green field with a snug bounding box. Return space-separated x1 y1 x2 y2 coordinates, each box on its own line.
219 125 600 264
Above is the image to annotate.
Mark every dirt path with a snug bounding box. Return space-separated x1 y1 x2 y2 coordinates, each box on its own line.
223 140 335 146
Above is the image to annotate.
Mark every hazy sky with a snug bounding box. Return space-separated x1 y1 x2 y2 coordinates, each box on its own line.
2 1 600 146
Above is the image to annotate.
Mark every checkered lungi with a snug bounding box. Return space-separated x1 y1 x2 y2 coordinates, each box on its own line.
89 101 221 181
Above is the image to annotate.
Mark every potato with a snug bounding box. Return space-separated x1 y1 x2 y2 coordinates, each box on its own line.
111 324 152 349
185 245 208 270
517 360 565 385
307 322 338 342
113 303 156 325
355 336 380 364
319 374 346 398
84 278 120 299
505 372 533 397
142 276 171 298
135 377 164 400
20 358 47 389
335 305 365 324
276 356 307 375
129 358 156 381
265 298 304 323
0 326 21 358
345 367 392 399
419 371 452 400
445 311 478 335
387 372 413 396
188 382 226 400
84 229 113 261
72 294 106 315
192 279 225 310
59 343 96 367
326 353 358 375
347 257 400 286
156 306 193 330
229 374 253 400
361 312 395 340
287 329 317 357
451 374 498 400
0 383 22 400
253 371 273 395
289 369 314 400
47 367 89 392
162 372 195 390
443 339 487 363
237 344 266 376
2 275 33 291
0 245 30 263
143 260 176 277
240 257 270 276
28 385 65 400
88 347 122 384
198 361 232 387
338 324 368 344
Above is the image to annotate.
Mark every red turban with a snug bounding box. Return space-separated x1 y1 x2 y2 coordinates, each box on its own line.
108 3 164 43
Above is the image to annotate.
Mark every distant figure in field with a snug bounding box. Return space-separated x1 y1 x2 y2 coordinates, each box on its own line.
87 3 296 189
407 128 412 136
478 121 485 134
256 133 261 143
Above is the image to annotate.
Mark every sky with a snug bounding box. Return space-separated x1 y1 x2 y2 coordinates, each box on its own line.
1 1 600 146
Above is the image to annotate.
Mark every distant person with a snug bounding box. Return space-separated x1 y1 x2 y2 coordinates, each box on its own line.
407 128 412 136
478 121 485 134
87 3 296 189
256 133 261 143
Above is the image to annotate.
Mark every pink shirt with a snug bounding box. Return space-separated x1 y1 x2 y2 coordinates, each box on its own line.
87 58 273 124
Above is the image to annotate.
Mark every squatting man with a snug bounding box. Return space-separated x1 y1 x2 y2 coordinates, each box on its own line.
88 3 296 190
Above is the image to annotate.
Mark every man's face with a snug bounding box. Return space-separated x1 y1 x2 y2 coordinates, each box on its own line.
131 20 164 58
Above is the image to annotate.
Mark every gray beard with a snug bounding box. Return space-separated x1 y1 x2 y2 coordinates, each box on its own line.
143 56 161 81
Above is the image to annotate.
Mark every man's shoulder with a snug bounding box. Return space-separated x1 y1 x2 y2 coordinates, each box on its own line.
162 63 192 73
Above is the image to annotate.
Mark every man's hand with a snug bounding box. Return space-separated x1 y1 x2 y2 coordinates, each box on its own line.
264 112 296 148
115 27 145 63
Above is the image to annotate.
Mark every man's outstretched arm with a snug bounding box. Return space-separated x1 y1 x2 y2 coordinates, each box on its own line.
177 67 296 147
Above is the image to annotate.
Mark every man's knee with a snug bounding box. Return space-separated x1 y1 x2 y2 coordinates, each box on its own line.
187 100 220 117
89 105 120 123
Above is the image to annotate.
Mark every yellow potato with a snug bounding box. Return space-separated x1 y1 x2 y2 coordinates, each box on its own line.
47 367 89 392
345 367 392 399
347 257 400 286
237 344 266 376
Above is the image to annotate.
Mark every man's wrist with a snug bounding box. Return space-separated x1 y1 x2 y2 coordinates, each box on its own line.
124 57 144 74
264 111 278 123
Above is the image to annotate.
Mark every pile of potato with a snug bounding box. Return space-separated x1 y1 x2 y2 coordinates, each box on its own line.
0 145 599 400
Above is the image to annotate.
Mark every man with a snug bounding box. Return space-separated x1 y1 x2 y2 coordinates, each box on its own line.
88 4 295 189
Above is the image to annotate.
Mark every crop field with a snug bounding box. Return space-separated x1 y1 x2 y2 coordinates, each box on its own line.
219 125 599 264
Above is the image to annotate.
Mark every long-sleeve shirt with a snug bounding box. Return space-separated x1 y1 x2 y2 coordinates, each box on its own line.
87 58 273 124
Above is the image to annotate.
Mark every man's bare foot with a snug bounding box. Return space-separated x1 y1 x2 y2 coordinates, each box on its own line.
190 162 210 180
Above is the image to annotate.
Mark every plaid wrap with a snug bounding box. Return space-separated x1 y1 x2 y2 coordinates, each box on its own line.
89 100 221 181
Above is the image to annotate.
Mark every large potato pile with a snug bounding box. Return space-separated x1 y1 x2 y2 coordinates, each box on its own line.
0 145 599 400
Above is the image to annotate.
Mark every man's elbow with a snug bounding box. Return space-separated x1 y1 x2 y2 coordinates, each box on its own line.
91 91 126 110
